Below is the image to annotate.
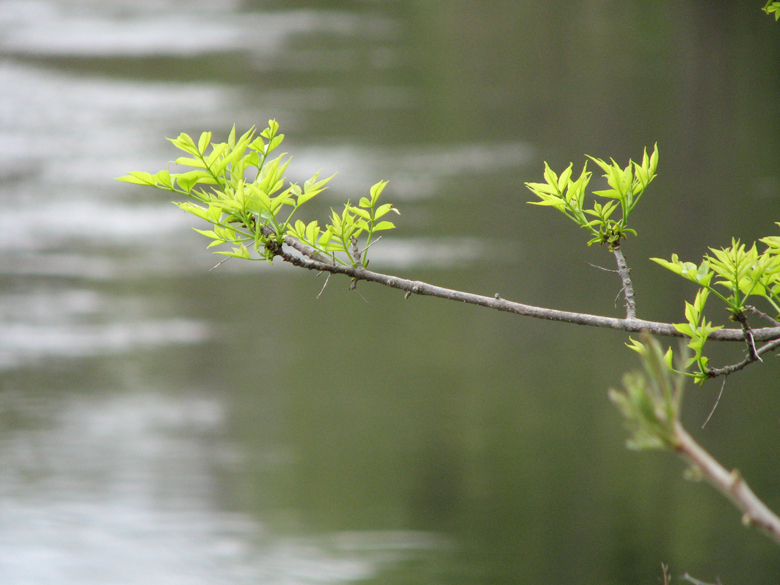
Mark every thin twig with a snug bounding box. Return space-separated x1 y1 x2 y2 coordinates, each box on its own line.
611 245 637 319
613 287 624 309
674 421 780 546
734 311 762 362
209 258 229 271
316 272 331 299
350 236 361 265
745 305 780 327
747 330 762 362
702 377 726 428
361 235 383 257
705 337 780 378
585 261 618 273
682 573 721 585
660 563 670 585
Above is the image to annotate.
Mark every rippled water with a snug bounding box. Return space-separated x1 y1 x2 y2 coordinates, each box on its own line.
1 1 779 584
0 390 450 583
0 1 463 582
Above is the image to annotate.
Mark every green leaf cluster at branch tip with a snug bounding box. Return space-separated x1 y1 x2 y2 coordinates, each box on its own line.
764 1 780 20
116 121 398 267
651 232 780 382
288 179 399 269
525 142 779 385
525 144 658 248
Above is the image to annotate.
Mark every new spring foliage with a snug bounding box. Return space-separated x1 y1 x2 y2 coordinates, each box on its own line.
525 145 659 248
117 121 398 268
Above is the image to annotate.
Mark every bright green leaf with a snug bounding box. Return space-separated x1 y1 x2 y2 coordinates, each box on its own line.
115 171 156 186
370 180 389 204
198 131 212 153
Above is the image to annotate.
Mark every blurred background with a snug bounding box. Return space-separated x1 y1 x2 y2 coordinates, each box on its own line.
1 1 779 583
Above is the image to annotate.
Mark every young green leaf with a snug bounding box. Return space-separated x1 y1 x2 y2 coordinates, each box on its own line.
198 131 212 153
369 180 389 205
297 171 335 205
153 170 173 189
214 243 251 260
168 133 199 156
350 207 371 221
115 171 157 186
374 203 400 219
174 156 207 169
372 221 396 232
176 170 217 193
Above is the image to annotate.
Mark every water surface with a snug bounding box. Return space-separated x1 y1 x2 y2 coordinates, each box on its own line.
1 1 780 583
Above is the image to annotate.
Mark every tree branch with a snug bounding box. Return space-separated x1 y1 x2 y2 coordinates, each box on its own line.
273 234 780 343
705 337 780 378
612 245 637 319
674 421 780 546
745 304 780 327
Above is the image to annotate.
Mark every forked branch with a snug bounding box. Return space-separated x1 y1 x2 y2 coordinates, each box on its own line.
705 337 780 378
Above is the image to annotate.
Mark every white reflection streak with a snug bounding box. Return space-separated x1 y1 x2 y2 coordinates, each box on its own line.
0 2 380 58
0 320 209 368
0 393 438 584
291 141 534 201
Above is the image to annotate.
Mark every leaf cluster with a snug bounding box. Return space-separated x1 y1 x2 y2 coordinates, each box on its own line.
652 231 780 381
525 145 658 248
287 180 399 268
610 333 684 450
116 121 398 267
764 1 780 20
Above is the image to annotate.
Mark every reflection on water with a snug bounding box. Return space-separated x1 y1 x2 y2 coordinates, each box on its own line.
0 391 441 583
0 59 234 280
0 1 391 59
0 317 208 370
292 141 533 201
0 0 464 581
